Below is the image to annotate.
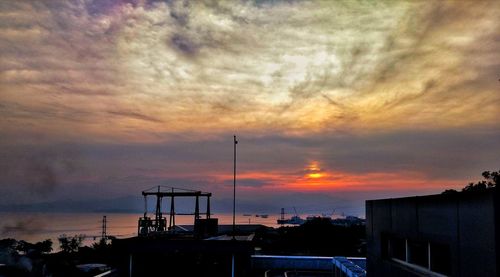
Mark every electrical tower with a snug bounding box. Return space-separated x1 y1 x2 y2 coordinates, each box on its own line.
101 215 107 241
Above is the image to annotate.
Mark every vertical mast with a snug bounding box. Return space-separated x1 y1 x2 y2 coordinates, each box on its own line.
232 135 238 240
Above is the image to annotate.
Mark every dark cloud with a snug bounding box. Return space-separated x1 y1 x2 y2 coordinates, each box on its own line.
0 101 95 123
85 0 143 17
317 129 500 179
107 109 164 123
221 178 272 188
170 33 199 55
167 0 190 26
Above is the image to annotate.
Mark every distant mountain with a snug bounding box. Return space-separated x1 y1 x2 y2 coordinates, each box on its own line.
0 193 365 216
0 196 267 214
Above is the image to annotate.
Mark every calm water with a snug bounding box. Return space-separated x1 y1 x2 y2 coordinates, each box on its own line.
0 212 281 246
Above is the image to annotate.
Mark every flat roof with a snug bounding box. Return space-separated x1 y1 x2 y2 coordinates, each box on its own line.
366 189 497 203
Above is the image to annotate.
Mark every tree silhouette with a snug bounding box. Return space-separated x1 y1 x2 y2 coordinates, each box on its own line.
16 239 52 254
462 170 499 192
443 170 499 194
58 234 84 253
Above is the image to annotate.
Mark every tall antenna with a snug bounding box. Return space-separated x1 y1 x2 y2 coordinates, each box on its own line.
232 135 238 240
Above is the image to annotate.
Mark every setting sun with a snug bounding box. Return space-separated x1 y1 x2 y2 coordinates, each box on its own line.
305 161 325 179
308 172 323 179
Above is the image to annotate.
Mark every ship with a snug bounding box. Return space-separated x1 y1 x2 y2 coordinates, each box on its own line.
277 215 306 225
306 215 332 221
277 207 306 225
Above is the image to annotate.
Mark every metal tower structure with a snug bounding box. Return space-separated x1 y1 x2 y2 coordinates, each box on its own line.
101 215 107 241
138 186 213 236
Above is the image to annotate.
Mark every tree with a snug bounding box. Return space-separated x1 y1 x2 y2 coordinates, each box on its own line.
481 170 500 187
0 238 17 250
16 239 52 254
34 239 53 254
442 189 459 194
58 234 84 253
462 170 499 192
0 238 19 263
442 170 499 194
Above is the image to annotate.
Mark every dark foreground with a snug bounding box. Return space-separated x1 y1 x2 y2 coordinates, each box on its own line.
0 218 365 276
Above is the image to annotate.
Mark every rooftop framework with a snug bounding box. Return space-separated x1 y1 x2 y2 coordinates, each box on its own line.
138 186 212 235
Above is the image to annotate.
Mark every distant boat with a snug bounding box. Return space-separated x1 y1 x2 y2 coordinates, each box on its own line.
277 215 306 225
331 215 366 226
306 215 332 221
255 214 269 218
243 214 252 216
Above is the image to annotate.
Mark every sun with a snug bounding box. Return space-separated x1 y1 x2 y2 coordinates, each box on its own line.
305 161 325 179
308 172 323 179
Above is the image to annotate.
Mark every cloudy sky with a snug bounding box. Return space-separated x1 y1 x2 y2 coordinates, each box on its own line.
1 0 499 215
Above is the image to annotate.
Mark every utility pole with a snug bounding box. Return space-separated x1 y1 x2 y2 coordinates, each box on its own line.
232 135 238 240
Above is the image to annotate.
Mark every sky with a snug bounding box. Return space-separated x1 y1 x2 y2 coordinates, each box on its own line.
0 0 499 216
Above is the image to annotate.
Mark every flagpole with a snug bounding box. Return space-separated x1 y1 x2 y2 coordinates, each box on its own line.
231 135 238 277
232 135 237 240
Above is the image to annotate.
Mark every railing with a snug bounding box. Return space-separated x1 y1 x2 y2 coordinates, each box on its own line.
251 255 366 277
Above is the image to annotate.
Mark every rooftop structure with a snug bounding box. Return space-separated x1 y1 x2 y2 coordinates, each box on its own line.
138 186 216 237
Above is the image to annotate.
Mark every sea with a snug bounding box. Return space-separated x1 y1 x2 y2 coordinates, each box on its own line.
0 212 281 246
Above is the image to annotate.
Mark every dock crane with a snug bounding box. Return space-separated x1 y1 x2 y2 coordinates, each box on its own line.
138 186 213 236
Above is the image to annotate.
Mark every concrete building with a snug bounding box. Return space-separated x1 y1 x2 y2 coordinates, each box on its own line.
366 189 500 276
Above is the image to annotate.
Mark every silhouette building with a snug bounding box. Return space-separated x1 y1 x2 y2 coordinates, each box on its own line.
366 189 500 276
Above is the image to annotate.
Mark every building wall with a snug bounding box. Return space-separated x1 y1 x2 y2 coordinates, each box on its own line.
366 190 499 277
